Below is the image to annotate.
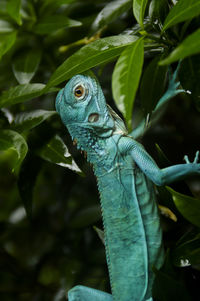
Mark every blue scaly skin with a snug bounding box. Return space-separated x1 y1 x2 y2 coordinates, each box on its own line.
55 74 200 301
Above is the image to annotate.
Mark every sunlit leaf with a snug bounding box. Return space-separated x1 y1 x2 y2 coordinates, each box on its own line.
34 15 81 35
0 31 17 60
12 49 42 84
159 28 200 65
7 0 22 25
38 135 81 173
46 35 138 89
0 129 28 170
167 187 200 227
163 0 200 31
0 20 14 33
91 0 132 32
112 38 144 129
133 0 149 28
13 110 56 132
0 83 45 108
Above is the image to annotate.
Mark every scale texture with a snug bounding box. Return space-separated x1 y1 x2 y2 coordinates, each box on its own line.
55 74 200 301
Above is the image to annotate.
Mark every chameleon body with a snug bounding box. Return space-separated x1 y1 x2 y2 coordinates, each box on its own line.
55 74 200 301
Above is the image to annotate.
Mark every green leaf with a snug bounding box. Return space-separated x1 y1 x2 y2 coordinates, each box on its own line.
69 206 101 228
91 0 132 32
20 1 36 22
46 35 138 89
38 135 81 173
39 0 75 16
18 154 43 219
0 1 7 14
159 28 200 65
0 129 28 170
34 15 81 35
12 49 42 84
167 187 200 227
153 251 191 301
13 110 56 132
179 55 200 107
163 0 200 31
133 0 149 28
155 143 171 166
0 83 45 108
112 38 144 130
7 0 22 25
0 20 14 33
149 0 169 22
140 56 168 114
172 231 200 267
0 31 17 60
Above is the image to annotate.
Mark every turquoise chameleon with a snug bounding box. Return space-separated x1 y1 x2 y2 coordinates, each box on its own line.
55 71 200 301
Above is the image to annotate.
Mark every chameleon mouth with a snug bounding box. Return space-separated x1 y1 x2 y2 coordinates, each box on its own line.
88 113 99 123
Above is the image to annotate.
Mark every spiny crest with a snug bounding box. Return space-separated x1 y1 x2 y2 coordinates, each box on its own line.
70 126 103 152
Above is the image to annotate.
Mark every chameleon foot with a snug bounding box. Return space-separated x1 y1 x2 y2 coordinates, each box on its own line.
184 151 199 164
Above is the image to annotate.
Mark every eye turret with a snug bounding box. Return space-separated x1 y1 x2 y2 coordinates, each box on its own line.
73 84 87 100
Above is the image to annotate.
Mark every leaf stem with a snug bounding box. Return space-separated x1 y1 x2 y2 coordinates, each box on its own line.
146 34 174 47
59 27 107 53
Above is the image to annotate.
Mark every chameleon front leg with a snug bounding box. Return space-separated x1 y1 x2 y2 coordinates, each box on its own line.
68 285 113 301
120 138 200 186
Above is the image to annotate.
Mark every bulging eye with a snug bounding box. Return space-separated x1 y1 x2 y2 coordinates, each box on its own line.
74 84 86 100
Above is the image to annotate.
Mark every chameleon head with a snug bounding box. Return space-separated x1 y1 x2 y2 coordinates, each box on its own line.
55 74 115 147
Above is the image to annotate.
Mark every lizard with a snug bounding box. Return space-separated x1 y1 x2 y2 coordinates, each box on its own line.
55 72 200 301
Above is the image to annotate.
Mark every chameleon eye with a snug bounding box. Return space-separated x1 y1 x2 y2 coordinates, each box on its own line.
74 84 85 100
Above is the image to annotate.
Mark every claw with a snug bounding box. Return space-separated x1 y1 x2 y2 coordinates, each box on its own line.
183 151 199 164
183 155 190 164
194 150 199 163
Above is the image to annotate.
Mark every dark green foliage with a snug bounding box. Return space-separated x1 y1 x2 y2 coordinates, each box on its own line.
0 0 200 299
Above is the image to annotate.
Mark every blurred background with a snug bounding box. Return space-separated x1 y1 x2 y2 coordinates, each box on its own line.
0 0 200 300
